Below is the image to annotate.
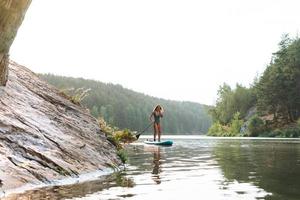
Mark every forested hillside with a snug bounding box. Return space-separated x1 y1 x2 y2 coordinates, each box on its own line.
40 74 212 134
208 35 300 137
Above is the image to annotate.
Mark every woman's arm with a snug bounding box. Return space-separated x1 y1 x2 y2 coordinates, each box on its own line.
160 108 164 117
149 112 154 121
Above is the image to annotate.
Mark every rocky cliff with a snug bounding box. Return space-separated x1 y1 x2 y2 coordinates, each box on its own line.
0 61 121 192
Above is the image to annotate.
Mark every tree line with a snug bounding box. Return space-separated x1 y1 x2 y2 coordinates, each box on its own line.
208 34 300 137
40 74 212 134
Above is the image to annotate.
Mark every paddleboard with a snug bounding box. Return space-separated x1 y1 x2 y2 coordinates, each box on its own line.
144 140 173 146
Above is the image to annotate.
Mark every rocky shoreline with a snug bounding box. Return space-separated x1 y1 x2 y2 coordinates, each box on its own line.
0 167 119 199
0 61 121 193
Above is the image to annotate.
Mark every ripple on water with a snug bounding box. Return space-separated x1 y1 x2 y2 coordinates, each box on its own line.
4 138 300 200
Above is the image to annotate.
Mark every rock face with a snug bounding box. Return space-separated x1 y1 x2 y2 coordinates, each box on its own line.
0 0 32 86
0 61 121 191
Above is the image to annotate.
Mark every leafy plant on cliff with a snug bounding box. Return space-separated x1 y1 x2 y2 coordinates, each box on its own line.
117 149 128 164
59 88 91 105
114 129 136 144
98 117 136 164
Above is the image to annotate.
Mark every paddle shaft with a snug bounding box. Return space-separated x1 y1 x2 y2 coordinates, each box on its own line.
136 122 153 139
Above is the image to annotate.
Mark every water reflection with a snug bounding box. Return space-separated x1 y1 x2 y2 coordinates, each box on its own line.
1 171 135 200
2 138 300 200
151 147 162 184
213 140 300 200
114 172 135 188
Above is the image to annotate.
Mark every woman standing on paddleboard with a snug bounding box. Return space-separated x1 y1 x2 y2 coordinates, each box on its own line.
150 105 164 142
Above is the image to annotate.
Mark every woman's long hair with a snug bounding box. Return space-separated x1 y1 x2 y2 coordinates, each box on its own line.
153 105 163 112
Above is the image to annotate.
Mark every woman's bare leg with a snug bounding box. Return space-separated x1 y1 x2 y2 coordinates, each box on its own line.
158 124 161 142
154 123 158 141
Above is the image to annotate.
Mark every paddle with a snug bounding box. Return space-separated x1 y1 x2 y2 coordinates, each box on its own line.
135 122 153 139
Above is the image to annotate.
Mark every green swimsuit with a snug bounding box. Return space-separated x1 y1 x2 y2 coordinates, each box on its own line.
153 111 162 124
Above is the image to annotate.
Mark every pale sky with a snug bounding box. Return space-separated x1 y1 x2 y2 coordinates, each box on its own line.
10 0 300 105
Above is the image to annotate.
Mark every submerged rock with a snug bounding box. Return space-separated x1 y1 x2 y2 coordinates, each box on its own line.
0 61 121 191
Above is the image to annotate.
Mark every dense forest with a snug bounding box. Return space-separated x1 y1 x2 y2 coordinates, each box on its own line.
208 35 300 137
40 74 212 134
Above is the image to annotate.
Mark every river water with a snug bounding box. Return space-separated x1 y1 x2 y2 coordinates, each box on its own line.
3 136 300 200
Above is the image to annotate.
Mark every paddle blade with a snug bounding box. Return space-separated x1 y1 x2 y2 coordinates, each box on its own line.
136 134 141 140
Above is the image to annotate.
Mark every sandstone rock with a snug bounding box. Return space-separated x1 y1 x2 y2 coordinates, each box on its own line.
0 61 121 192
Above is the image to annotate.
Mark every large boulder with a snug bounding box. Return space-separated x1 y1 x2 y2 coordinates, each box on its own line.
0 61 121 192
